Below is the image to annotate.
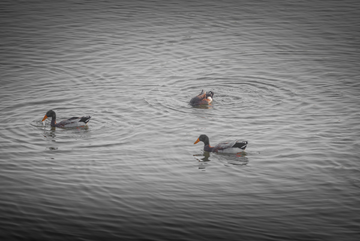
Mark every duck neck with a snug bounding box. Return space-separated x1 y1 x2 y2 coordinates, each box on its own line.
50 113 56 127
203 139 210 146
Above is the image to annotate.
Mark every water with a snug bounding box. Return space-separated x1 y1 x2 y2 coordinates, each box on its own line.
1 0 360 240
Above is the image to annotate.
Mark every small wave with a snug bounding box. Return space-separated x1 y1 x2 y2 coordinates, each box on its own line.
143 74 300 119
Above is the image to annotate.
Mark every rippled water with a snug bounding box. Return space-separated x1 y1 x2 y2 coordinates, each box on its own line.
1 0 360 240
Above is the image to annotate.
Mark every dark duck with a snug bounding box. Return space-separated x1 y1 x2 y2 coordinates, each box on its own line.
190 90 214 106
194 134 248 153
42 110 91 128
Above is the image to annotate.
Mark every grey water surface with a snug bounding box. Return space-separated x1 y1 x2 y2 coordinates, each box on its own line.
1 0 360 240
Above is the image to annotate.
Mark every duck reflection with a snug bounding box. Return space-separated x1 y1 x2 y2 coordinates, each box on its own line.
194 151 211 161
193 151 211 170
222 151 249 166
43 128 56 138
191 104 213 109
193 151 249 169
43 128 58 151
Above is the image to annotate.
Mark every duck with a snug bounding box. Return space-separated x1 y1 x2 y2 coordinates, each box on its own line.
194 134 248 153
190 90 214 106
42 110 91 128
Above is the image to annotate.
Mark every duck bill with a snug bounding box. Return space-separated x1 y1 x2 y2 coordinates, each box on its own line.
194 138 200 144
42 115 48 122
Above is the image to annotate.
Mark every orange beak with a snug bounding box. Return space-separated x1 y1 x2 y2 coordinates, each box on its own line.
42 115 48 122
194 138 200 144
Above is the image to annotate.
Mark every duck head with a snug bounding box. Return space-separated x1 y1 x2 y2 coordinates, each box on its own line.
206 91 214 99
194 134 210 146
42 110 56 121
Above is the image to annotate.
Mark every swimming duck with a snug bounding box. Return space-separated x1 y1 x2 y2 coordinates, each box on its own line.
194 134 248 153
190 90 214 106
42 110 91 128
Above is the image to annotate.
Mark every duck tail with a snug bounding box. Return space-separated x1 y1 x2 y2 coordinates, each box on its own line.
234 141 248 150
80 116 91 124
